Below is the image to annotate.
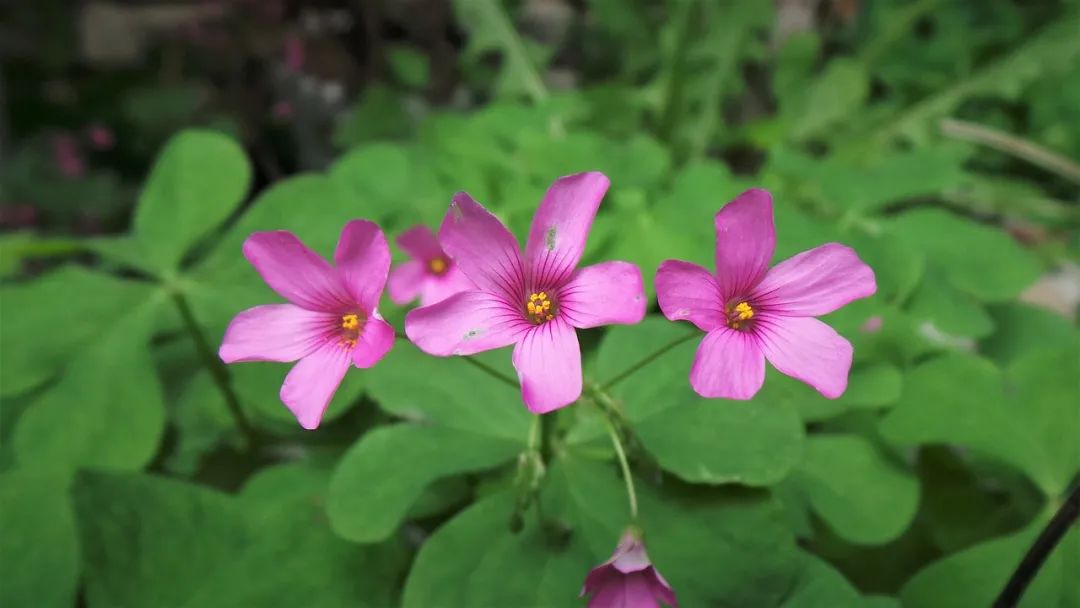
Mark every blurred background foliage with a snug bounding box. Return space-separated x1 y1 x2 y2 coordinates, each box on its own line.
1 0 1078 606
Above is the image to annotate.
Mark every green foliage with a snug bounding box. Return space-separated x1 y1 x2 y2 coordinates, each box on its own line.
0 471 78 608
3 1 1077 606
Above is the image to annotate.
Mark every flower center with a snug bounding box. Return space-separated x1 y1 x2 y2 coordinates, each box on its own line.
428 257 448 275
340 313 362 347
525 292 556 324
726 301 755 330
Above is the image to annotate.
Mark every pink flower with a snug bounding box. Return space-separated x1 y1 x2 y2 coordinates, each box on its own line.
85 124 115 150
405 172 646 413
387 225 474 307
52 134 85 178
860 315 884 334
581 529 678 608
284 34 304 71
219 220 395 429
655 189 876 400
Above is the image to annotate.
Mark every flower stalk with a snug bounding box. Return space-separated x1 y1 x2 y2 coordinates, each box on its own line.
171 291 259 450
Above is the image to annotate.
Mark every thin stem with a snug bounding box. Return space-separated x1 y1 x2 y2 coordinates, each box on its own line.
527 413 542 453
392 330 519 389
171 292 259 449
993 483 1080 607
462 356 519 389
601 411 638 520
600 332 698 391
941 118 1080 186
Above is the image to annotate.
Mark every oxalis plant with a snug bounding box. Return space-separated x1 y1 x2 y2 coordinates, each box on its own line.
2 129 1077 607
220 173 877 606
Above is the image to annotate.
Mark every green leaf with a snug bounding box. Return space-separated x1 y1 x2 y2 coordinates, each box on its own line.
327 424 523 543
789 58 870 141
1005 346 1080 494
906 272 994 338
900 522 1077 608
13 299 166 472
551 455 804 607
229 359 363 427
364 342 532 441
880 352 1073 495
0 266 158 397
788 434 919 544
764 363 904 423
980 302 1078 365
886 208 1041 301
0 471 78 608
133 130 251 273
452 0 552 101
387 45 430 89
635 395 805 486
74 470 402 608
402 491 594 607
332 85 414 148
781 551 864 607
594 317 804 486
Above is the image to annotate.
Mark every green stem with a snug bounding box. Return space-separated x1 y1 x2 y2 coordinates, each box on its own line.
171 292 259 450
940 118 1080 186
600 331 698 391
601 409 638 520
462 356 519 389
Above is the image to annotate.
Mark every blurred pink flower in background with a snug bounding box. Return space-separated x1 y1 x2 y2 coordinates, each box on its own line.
405 172 646 413
271 100 294 121
219 220 395 429
388 225 474 307
860 315 884 334
655 189 876 400
581 529 678 608
85 124 115 150
284 34 304 71
52 134 86 178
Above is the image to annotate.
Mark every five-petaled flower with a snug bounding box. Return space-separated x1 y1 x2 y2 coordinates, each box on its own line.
404 172 646 413
218 220 395 429
581 529 678 608
655 189 876 400
387 224 474 307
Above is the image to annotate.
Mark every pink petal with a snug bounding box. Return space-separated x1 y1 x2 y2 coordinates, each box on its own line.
404 290 527 356
655 260 725 332
418 265 474 307
589 572 662 608
280 343 352 429
219 304 332 363
334 220 390 312
755 315 852 399
713 189 775 299
689 328 765 399
243 231 352 311
512 319 582 413
752 243 877 317
387 259 426 305
439 192 525 300
396 224 444 261
353 315 395 368
525 172 610 287
648 570 679 607
559 261 646 329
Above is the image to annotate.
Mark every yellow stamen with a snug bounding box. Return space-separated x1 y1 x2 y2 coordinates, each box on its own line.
341 313 360 330
525 292 556 324
428 257 447 274
734 301 754 321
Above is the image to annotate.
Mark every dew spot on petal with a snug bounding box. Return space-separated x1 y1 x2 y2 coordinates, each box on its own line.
463 328 483 340
450 202 464 221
